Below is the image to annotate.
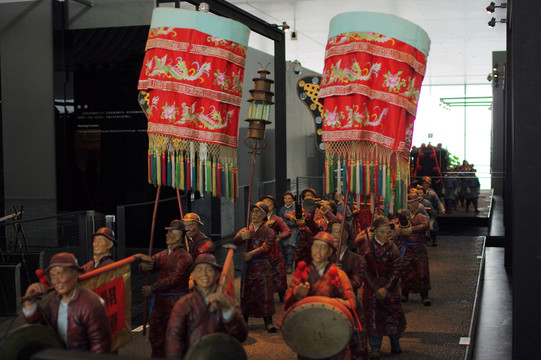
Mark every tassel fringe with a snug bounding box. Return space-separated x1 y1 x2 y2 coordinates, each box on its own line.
324 141 410 215
147 133 238 201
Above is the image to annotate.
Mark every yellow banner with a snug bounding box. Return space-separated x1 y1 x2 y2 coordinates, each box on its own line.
80 263 132 352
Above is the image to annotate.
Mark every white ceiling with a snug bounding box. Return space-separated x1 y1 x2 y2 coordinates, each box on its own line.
228 0 507 86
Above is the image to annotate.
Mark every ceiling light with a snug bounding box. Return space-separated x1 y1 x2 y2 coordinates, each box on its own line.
277 21 290 32
488 17 506 27
486 2 507 14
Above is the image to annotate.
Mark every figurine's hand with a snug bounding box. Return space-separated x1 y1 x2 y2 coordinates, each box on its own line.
23 283 48 309
294 283 310 298
240 229 252 240
141 285 153 297
295 218 305 226
320 201 331 214
275 235 280 244
243 252 252 261
134 254 152 262
375 287 388 300
207 293 233 313
140 260 154 272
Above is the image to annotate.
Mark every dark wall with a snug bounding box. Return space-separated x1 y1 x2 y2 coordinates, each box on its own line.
0 0 55 201
54 25 153 213
508 0 541 357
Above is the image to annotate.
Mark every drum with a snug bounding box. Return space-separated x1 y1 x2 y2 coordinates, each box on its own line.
281 295 354 359
0 324 64 360
184 333 247 360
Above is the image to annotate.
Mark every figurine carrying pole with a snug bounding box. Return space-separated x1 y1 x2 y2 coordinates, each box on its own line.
240 67 275 298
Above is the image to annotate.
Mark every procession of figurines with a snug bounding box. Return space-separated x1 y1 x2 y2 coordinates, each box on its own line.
20 174 467 360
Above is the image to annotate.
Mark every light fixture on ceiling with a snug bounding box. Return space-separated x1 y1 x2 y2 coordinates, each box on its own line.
276 21 290 32
486 2 507 14
488 17 506 27
198 2 209 12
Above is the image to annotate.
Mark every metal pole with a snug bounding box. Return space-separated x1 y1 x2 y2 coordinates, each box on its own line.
176 189 184 219
241 150 257 298
142 185 161 336
336 187 350 258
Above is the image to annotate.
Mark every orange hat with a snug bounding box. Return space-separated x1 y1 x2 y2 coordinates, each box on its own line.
165 219 186 231
259 195 277 210
250 201 269 220
91 227 116 244
373 216 395 230
312 231 337 253
300 188 317 199
46 252 83 273
191 254 222 272
182 213 204 226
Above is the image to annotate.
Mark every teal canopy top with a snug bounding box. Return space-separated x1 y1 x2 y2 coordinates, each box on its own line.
150 7 250 47
328 12 431 57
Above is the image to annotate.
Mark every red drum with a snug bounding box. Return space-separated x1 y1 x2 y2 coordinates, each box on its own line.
281 296 354 359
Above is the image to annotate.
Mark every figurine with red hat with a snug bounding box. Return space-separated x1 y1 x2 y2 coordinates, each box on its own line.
182 213 216 260
166 254 248 359
22 252 112 353
260 194 291 303
278 190 298 274
82 227 116 273
396 193 431 306
284 188 328 266
284 231 356 360
357 217 406 359
232 201 277 333
328 219 369 360
138 219 193 358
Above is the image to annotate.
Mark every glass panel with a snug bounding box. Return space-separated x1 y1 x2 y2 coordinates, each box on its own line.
413 84 492 189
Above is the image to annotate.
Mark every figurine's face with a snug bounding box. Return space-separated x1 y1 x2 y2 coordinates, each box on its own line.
262 198 274 212
330 223 346 249
49 266 78 298
192 263 219 290
185 221 200 238
408 201 418 214
92 235 113 256
251 207 266 224
374 225 393 243
422 181 430 190
166 229 182 246
303 192 316 200
283 195 294 206
417 188 425 197
311 240 333 265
